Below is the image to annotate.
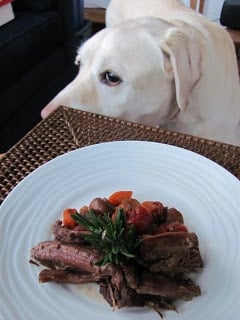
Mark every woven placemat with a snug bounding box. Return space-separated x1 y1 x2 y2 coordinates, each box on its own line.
1 106 240 203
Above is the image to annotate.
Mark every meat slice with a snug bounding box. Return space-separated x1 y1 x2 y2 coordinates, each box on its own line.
39 269 104 284
52 220 88 244
98 265 200 314
99 280 145 309
31 240 105 273
118 265 200 301
99 266 145 309
136 272 201 301
140 232 203 273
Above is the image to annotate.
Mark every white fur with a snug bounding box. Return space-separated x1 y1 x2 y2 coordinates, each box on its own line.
41 0 240 145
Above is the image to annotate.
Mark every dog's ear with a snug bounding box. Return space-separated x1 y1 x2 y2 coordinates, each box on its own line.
160 28 202 110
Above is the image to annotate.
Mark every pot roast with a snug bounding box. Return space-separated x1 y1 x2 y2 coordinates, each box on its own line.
30 193 204 317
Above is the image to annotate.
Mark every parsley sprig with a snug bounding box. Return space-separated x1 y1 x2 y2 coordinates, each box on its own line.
71 209 140 265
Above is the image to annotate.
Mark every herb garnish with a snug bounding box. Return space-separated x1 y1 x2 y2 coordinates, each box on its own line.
71 209 140 265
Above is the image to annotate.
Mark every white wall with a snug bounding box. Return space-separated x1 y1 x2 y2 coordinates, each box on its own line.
84 0 110 8
203 0 225 21
183 0 225 21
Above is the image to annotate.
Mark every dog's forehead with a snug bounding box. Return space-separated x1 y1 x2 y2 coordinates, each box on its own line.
78 28 109 57
89 26 160 58
76 19 170 75
86 19 167 50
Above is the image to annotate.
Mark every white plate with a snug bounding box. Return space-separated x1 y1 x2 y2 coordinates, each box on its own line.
0 141 240 320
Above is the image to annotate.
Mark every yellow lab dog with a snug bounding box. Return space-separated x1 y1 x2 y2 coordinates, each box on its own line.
41 0 240 145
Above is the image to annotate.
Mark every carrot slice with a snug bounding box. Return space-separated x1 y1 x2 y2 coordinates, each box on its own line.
108 190 133 206
63 208 78 229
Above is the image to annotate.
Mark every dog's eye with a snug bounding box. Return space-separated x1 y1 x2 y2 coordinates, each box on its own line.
101 71 122 86
75 57 81 67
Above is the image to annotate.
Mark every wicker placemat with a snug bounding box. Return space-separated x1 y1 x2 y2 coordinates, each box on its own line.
1 106 240 203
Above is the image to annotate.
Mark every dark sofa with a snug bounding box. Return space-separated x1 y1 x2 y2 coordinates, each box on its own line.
0 0 92 152
220 0 240 30
220 0 240 73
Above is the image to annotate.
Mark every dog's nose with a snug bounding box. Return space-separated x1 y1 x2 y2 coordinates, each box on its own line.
41 101 59 119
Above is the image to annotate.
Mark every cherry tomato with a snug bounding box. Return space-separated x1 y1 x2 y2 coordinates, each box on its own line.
127 206 153 233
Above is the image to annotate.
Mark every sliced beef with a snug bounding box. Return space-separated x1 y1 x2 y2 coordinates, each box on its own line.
31 240 105 273
99 279 145 309
39 268 104 284
99 266 145 309
139 232 203 274
52 220 88 244
98 265 200 314
136 272 201 300
118 265 201 301
120 263 140 289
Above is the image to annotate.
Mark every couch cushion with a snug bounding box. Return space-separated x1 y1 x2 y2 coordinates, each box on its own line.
13 0 55 11
0 10 63 90
220 0 240 30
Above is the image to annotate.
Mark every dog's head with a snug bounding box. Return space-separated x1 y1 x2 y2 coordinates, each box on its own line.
41 17 202 127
